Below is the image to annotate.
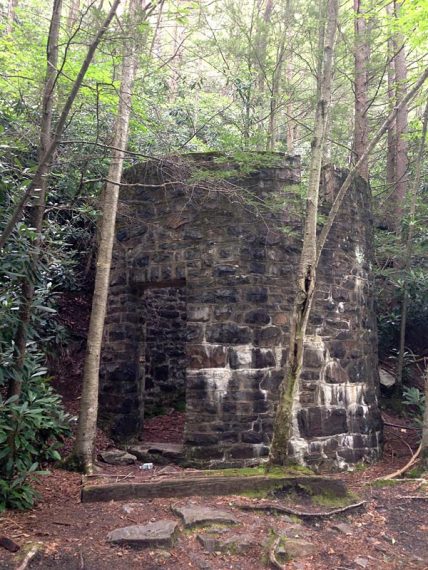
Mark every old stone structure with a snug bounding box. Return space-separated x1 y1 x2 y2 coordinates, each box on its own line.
100 153 382 468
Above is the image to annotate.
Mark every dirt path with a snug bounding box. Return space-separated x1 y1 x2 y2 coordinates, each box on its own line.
0 461 427 570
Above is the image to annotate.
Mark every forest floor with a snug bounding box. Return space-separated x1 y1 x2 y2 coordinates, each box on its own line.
1 291 427 570
0 408 427 570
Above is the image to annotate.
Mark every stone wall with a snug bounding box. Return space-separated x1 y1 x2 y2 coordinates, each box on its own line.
100 153 382 468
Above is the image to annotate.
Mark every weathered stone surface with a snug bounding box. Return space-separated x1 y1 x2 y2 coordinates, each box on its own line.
107 520 178 548
172 506 239 528
331 522 353 535
99 449 136 466
276 538 317 561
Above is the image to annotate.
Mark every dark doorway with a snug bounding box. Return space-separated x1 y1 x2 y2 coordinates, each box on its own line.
139 282 187 443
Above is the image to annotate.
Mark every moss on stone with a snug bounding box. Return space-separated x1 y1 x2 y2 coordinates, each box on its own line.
203 465 314 479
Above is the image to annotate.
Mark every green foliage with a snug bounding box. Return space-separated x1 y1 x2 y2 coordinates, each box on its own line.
0 359 71 511
402 386 425 427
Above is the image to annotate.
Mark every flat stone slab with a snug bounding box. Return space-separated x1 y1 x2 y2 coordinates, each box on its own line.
107 520 178 548
172 506 238 528
99 449 136 466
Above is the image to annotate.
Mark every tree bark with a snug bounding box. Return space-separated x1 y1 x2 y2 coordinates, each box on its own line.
0 0 121 251
352 0 369 179
269 0 338 465
72 0 142 474
8 0 63 398
396 98 428 387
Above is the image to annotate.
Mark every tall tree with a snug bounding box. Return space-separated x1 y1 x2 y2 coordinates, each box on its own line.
352 0 370 179
385 1 409 233
270 0 339 465
71 0 158 473
67 0 80 30
8 0 63 398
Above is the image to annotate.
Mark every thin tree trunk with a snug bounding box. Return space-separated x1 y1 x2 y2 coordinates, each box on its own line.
352 0 369 179
267 0 290 151
392 12 408 233
8 0 63 398
6 0 18 34
0 0 121 250
269 0 338 465
72 0 141 474
67 0 80 30
386 31 396 216
396 98 428 387
269 59 428 464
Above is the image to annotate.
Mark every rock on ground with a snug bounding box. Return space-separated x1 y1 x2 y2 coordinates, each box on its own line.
172 505 239 528
107 520 178 548
99 449 136 465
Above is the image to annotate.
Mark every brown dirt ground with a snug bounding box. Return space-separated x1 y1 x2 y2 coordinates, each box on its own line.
0 416 427 570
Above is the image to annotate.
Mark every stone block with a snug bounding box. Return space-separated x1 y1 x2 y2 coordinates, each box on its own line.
298 407 347 438
206 323 252 344
188 345 227 369
244 309 271 325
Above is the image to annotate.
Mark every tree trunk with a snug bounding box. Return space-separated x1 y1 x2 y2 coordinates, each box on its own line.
8 0 63 398
352 0 369 179
392 5 408 232
67 0 80 30
267 0 291 151
0 0 121 250
71 0 141 474
386 29 396 214
6 0 18 34
269 0 338 465
396 98 428 387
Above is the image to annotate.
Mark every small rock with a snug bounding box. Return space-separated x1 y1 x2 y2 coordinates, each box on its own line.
99 449 136 465
331 522 353 535
0 536 20 553
354 557 369 568
172 506 239 528
156 549 172 559
107 520 178 548
277 537 317 561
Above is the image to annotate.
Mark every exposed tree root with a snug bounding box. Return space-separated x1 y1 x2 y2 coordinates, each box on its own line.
378 444 422 480
234 500 366 518
269 537 284 569
16 543 43 570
